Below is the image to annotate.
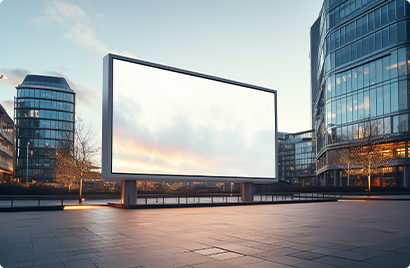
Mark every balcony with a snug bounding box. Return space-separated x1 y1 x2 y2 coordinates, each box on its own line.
0 128 13 145
0 143 12 158
0 160 12 172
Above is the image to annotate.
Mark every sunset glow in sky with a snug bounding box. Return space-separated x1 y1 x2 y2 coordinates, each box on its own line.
0 0 323 169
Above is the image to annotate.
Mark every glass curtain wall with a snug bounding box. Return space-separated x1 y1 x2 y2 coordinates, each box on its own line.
312 0 410 188
14 75 75 184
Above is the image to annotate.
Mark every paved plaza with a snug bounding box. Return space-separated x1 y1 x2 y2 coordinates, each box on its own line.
0 201 409 268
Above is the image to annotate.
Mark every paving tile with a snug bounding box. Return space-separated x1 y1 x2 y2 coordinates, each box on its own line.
288 251 326 260
217 243 265 255
32 257 62 266
241 261 294 267
367 241 410 251
90 259 141 268
209 252 243 260
193 248 227 255
58 255 77 262
173 252 215 266
254 248 303 259
191 260 232 268
294 260 342 268
62 258 98 268
1 260 34 268
1 254 34 264
219 255 266 266
261 255 307 266
364 256 410 267
315 256 368 267
393 246 410 254
74 252 100 260
0 201 410 268
32 263 66 268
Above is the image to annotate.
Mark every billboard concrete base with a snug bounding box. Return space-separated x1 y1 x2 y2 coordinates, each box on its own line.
121 180 137 205
241 183 253 202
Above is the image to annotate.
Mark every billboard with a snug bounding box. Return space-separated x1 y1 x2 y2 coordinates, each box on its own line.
102 54 277 182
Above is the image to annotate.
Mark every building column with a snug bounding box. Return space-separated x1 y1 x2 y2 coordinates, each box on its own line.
333 170 337 186
404 166 410 188
323 172 327 186
121 180 137 205
241 183 253 202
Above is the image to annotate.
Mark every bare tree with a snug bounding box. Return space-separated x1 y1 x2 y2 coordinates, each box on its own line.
54 117 100 201
137 181 156 192
338 119 396 193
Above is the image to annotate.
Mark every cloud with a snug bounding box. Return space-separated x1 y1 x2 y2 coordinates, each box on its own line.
112 97 276 178
45 71 101 107
0 68 100 109
0 100 14 116
0 68 30 87
64 23 109 54
34 0 136 58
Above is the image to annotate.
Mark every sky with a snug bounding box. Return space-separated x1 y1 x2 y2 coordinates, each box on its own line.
111 58 276 177
0 0 323 135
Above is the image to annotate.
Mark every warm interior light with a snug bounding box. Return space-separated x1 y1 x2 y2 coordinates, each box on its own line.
0 75 7 80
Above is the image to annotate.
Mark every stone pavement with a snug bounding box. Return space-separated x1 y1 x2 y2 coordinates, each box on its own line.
0 201 409 268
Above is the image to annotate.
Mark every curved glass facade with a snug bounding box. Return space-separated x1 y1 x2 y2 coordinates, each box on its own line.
312 0 410 187
14 75 75 183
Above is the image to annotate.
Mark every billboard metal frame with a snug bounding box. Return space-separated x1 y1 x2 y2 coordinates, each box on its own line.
102 53 278 183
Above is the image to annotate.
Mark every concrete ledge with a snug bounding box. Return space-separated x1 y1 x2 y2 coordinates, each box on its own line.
0 206 65 212
108 199 338 209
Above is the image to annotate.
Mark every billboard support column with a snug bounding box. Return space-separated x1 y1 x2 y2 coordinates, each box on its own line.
121 180 137 205
241 183 253 202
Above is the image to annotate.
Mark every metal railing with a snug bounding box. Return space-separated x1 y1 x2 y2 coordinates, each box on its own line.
294 193 342 200
0 193 339 209
135 193 337 205
136 195 238 205
0 195 64 208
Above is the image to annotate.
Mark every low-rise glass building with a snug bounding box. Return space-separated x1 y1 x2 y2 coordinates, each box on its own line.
278 130 316 186
14 75 75 184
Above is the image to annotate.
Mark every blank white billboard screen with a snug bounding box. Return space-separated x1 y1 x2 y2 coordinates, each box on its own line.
112 58 276 178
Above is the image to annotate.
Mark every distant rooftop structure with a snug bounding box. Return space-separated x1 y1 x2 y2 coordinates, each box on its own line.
18 75 73 92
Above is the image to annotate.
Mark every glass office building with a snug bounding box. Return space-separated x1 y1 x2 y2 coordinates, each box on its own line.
312 0 410 187
278 130 316 186
14 75 75 184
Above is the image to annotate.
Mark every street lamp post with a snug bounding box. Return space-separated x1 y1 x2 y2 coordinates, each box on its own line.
26 142 30 188
79 170 83 203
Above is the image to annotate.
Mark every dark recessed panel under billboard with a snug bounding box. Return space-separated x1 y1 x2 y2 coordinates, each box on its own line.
102 54 277 182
